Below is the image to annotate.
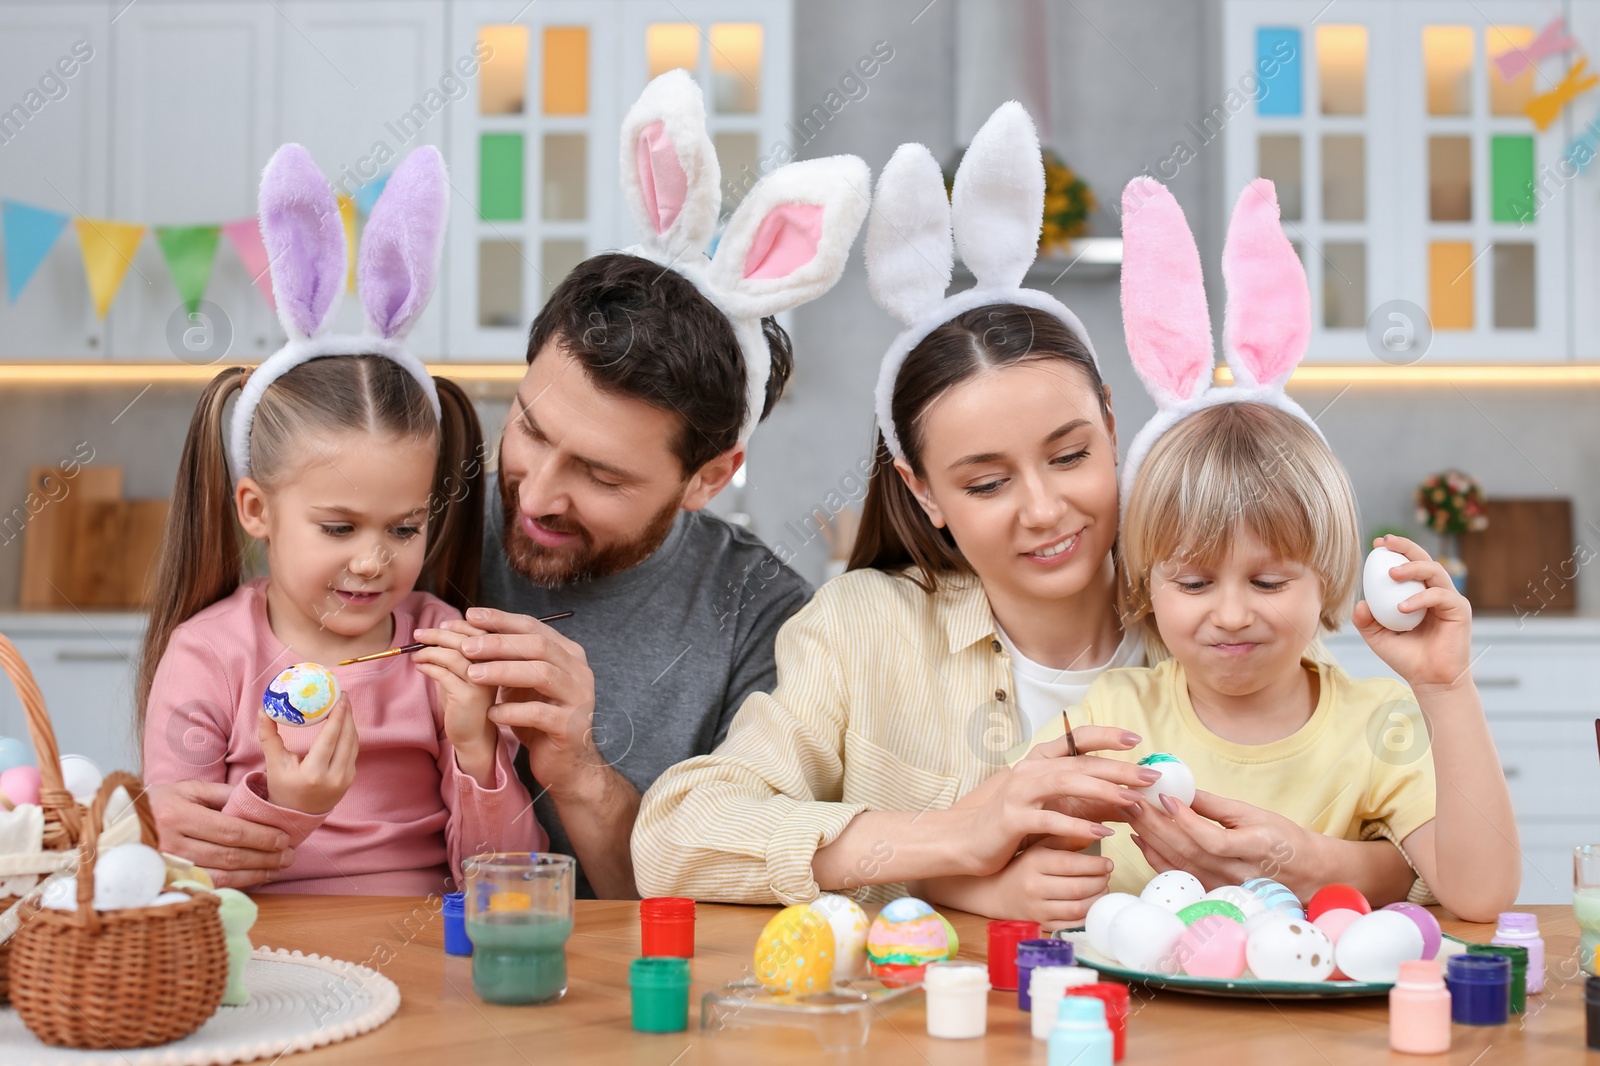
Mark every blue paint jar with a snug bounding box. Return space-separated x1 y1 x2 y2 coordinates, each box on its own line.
443 892 472 956
1015 938 1074 1013
1447 953 1510 1026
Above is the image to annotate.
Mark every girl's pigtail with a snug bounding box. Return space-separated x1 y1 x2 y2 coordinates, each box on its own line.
419 376 485 611
137 366 250 731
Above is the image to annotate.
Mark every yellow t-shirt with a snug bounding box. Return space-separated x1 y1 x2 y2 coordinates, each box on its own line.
1021 657 1436 896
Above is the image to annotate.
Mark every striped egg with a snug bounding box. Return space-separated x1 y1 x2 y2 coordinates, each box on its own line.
1242 877 1305 919
866 897 951 970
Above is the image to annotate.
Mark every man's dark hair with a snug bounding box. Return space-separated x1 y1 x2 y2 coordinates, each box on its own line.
526 253 794 473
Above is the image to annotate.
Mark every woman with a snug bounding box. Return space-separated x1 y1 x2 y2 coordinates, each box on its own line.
632 106 1414 926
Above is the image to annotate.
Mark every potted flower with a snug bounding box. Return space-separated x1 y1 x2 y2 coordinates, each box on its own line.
943 148 1095 257
1414 470 1488 593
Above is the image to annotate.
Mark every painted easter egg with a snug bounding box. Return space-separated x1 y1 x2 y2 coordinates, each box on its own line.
0 765 41 809
1242 877 1305 919
1382 902 1443 961
1307 883 1370 922
1141 870 1206 913
1086 892 1140 959
262 662 341 727
1175 914 1248 979
1177 899 1246 926
866 897 951 971
58 753 104 803
1203 884 1266 919
1136 752 1196 806
1108 900 1186 971
0 736 34 773
92 843 167 910
1245 917 1336 982
1364 547 1426 631
809 894 871 980
1312 907 1365 948
754 904 836 994
1335 910 1424 983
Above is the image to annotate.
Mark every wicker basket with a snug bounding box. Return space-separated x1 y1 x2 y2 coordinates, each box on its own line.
0 632 91 1002
9 771 228 1049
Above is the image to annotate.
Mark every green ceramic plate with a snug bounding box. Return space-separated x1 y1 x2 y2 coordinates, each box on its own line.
1058 930 1471 1000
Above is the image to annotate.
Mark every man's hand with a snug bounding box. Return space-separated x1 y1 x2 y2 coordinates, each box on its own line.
147 780 294 889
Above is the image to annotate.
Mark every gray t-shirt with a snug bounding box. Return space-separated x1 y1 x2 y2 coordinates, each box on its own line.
478 489 812 897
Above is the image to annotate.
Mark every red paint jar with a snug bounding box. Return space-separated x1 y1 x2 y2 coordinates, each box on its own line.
1066 982 1131 1062
986 919 1040 992
639 897 695 957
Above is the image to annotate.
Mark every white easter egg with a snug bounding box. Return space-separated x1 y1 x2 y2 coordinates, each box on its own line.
1140 870 1206 913
152 891 192 906
58 753 104 803
1204 885 1266 920
1108 900 1187 972
1334 910 1424 983
40 876 78 911
809 893 871 980
1244 909 1294 938
1086 892 1141 960
1136 753 1196 806
1363 547 1427 631
91 843 167 910
1245 917 1336 982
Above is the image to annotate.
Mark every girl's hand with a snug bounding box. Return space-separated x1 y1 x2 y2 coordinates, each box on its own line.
1353 534 1473 693
412 622 499 785
1126 789 1323 896
258 696 359 815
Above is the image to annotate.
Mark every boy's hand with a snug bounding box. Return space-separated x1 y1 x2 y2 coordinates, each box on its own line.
1353 534 1474 693
1127 789 1322 895
258 696 359 815
413 619 500 784
979 839 1114 931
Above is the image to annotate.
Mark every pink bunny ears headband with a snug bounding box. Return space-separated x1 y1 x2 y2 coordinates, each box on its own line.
866 102 1102 463
229 143 445 480
619 71 871 442
1117 175 1324 506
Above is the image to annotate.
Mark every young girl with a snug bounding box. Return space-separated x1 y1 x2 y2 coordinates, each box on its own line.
1021 177 1518 922
139 144 540 894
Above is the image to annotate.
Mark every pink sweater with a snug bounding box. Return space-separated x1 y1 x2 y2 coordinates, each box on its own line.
143 579 544 895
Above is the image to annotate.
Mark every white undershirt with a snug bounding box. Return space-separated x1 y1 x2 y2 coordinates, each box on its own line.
996 625 1147 739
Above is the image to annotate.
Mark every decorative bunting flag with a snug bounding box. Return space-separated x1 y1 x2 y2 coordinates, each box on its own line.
74 218 146 319
337 193 357 293
2 200 70 304
1493 17 1577 81
154 225 221 314
1527 57 1600 131
222 218 275 311
351 172 390 215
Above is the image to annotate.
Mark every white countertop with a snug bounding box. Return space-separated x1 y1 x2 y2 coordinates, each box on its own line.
0 611 146 636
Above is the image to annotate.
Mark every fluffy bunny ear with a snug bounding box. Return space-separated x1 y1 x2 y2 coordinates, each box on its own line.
357 145 448 342
1119 177 1214 408
619 70 721 259
706 154 871 320
258 143 346 341
951 102 1043 289
865 143 953 326
1222 179 1309 389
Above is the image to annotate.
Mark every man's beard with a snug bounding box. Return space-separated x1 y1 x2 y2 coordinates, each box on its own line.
499 471 684 588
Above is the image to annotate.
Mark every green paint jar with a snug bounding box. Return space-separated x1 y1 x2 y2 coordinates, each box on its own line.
630 956 691 1032
1468 942 1529 1014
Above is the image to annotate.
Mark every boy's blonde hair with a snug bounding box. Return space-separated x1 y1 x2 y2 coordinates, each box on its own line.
1119 402 1360 659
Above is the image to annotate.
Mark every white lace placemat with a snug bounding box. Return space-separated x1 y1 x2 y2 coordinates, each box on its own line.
0 945 401 1065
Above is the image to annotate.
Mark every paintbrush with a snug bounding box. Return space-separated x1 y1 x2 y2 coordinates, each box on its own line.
337 610 575 665
1062 708 1080 757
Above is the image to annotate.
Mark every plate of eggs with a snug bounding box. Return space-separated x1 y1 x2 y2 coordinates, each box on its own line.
1064 873 1468 999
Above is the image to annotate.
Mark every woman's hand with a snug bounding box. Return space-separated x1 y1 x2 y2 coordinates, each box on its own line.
1353 534 1473 694
413 618 500 785
258 696 359 816
1126 789 1326 896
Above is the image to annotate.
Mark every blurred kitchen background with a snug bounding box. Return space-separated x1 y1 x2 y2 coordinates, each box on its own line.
0 0 1595 899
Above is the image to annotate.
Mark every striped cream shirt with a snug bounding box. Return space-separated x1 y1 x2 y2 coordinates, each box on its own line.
632 566 1051 907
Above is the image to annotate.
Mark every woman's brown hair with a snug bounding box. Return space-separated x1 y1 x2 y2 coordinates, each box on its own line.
847 303 1109 590
136 356 484 730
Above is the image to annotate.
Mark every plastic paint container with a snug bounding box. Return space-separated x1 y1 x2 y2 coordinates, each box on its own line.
1065 983 1131 1062
987 919 1040 991
442 892 472 956
1467 942 1528 1014
923 961 990 1039
1028 965 1097 1040
1389 958 1450 1055
1492 912 1544 995
639 897 696 957
630 956 691 1032
1447 953 1510 1026
1015 939 1074 1013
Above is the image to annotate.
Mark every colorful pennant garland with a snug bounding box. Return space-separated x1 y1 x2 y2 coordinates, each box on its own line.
0 171 389 318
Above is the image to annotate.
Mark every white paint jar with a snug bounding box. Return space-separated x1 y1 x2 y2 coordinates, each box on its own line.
1030 965 1099 1040
923 961 990 1039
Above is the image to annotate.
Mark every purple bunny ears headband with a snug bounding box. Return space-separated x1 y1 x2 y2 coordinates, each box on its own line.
620 71 871 442
866 102 1103 463
1117 175 1324 509
228 143 446 480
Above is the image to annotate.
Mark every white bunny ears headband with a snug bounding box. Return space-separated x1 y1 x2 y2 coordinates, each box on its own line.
228 143 446 479
619 71 871 442
1117 175 1323 506
866 102 1102 462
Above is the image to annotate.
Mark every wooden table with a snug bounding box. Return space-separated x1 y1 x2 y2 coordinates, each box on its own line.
253 898 1589 1064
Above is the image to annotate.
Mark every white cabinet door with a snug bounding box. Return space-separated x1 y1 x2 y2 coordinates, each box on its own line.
0 4 110 358
107 2 278 362
276 1 448 359
0 632 142 776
